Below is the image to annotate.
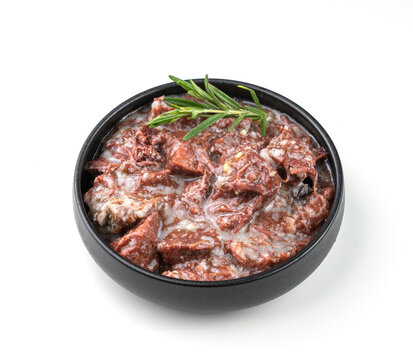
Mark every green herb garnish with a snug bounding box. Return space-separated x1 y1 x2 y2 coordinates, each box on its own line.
146 75 267 141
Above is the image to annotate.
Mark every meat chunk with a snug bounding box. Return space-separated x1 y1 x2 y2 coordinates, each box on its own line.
174 172 211 216
110 212 161 271
211 118 266 157
260 115 326 189
147 96 174 121
85 191 161 233
295 191 332 234
226 236 298 270
134 143 163 165
164 133 206 175
96 124 164 171
161 248 248 281
162 264 234 281
157 227 219 265
263 190 332 236
181 173 211 204
321 186 335 201
140 169 172 187
83 168 169 233
85 159 119 174
206 192 265 233
213 148 280 198
206 147 279 233
253 189 333 237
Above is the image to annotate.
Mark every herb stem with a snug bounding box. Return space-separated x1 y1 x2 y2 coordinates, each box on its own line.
146 75 267 140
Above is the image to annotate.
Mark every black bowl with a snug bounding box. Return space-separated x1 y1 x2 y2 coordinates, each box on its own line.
73 79 345 312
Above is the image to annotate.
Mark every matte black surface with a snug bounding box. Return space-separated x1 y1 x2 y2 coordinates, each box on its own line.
73 79 345 312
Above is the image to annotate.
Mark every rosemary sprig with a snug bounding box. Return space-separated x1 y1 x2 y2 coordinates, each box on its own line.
146 75 267 141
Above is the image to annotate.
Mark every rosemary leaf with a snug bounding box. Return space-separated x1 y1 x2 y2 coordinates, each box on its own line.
147 111 190 127
204 74 228 110
208 84 244 110
228 114 247 132
261 116 266 136
186 90 220 110
238 85 263 111
183 113 226 141
146 75 268 140
189 80 214 103
164 97 210 109
169 75 192 92
244 105 263 114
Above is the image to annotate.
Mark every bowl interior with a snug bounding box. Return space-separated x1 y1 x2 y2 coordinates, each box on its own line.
75 78 343 286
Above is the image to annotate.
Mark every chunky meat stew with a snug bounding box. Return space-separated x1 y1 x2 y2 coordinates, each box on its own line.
84 96 334 281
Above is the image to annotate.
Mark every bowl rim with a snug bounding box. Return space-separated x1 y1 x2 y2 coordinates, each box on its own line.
74 78 344 288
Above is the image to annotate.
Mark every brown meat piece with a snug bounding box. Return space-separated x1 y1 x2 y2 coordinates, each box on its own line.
85 159 119 174
102 129 136 163
147 96 174 121
102 127 163 169
210 145 278 236
321 186 335 201
162 252 246 281
295 191 332 234
93 115 164 171
213 148 280 198
260 115 326 189
175 172 211 216
226 236 298 270
134 143 163 164
206 192 265 233
110 212 161 271
83 168 169 233
126 128 163 165
113 167 172 193
253 209 301 236
253 188 333 237
135 124 158 145
140 169 172 187
181 173 211 204
132 125 165 166
211 118 266 157
164 133 206 175
162 265 233 281
157 227 219 265
84 191 161 233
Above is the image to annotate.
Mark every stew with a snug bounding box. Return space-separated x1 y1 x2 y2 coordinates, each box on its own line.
84 96 334 281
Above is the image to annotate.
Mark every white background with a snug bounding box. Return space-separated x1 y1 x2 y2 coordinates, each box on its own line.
1 1 412 359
